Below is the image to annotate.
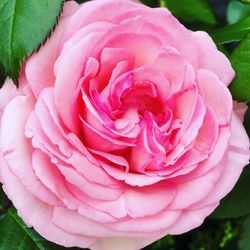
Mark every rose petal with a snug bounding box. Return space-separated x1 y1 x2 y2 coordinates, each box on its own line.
25 2 80 97
197 69 233 125
166 203 218 234
1 96 61 206
193 31 234 86
189 111 250 209
1 158 95 248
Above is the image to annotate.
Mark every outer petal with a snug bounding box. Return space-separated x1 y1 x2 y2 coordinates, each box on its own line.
168 165 223 210
193 31 235 86
90 237 158 250
167 203 219 234
61 0 141 45
1 96 61 206
190 111 249 209
1 156 96 248
25 1 80 97
0 79 17 117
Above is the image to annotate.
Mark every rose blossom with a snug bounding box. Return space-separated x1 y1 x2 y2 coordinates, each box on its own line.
0 0 249 249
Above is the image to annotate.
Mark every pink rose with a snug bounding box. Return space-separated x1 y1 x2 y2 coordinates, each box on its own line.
0 0 249 249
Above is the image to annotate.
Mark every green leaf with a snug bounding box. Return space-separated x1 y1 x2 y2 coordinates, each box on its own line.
239 216 250 250
229 34 250 102
212 16 250 45
211 167 250 219
227 1 250 25
241 0 250 4
162 0 216 24
0 0 63 83
0 208 81 250
144 235 175 250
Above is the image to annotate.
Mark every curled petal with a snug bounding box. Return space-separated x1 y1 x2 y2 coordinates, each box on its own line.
193 31 235 86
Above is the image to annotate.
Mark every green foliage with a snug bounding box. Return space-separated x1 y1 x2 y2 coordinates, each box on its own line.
212 16 250 44
241 0 250 4
0 0 63 83
229 33 250 102
145 235 175 250
212 1 250 101
219 221 239 248
211 167 250 219
144 220 240 250
189 220 239 250
239 216 250 250
0 208 80 250
227 1 250 25
212 1 250 45
161 0 216 24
